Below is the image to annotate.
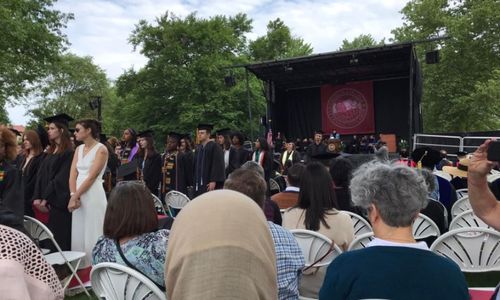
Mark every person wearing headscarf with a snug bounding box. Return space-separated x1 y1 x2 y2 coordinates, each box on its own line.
0 224 63 300
165 190 277 299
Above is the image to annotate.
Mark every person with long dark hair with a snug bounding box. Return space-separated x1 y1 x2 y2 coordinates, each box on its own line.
118 128 139 181
68 119 109 267
283 162 354 298
32 114 74 250
136 130 162 196
19 127 48 217
226 131 249 176
0 126 23 219
252 137 273 183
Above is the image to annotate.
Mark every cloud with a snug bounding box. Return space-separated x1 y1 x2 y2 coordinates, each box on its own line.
10 0 408 124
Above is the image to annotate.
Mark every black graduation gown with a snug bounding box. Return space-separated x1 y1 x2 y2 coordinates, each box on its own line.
32 149 74 250
193 141 225 196
0 160 23 219
20 154 45 217
227 146 250 176
306 142 327 161
136 153 162 196
161 151 194 197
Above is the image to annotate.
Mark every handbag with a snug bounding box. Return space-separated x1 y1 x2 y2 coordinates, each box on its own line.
114 240 166 291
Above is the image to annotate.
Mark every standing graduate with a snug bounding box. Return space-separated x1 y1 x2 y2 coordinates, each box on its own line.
281 139 301 173
0 126 23 219
306 130 327 161
119 128 139 181
19 127 48 217
136 130 162 196
193 124 225 197
32 113 74 250
161 132 193 197
252 137 273 184
227 131 249 176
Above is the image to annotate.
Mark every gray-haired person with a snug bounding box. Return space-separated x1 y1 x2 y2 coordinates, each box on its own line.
319 162 469 300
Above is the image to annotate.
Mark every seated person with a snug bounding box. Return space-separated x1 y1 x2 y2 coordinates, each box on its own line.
272 163 305 209
443 158 469 191
92 182 169 289
0 224 63 300
283 162 354 298
329 157 365 215
319 162 469 300
225 169 305 299
164 190 277 299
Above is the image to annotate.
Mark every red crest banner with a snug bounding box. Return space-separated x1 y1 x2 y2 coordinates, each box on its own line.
321 81 375 134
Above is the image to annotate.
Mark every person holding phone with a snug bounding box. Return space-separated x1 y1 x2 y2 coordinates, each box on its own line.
468 140 500 230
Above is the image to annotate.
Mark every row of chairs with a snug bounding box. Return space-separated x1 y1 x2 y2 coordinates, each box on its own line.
152 191 191 218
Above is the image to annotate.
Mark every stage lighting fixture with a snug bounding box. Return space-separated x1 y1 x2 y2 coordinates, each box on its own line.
224 74 236 87
425 50 440 64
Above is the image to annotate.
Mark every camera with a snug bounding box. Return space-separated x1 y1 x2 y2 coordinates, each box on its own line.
487 141 500 161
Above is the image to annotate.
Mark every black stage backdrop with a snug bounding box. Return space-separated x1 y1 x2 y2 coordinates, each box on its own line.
271 78 413 140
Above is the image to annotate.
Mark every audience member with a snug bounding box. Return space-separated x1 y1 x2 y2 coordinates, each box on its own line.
0 224 63 300
468 140 500 230
283 162 354 298
443 158 469 190
272 163 305 209
436 150 452 170
92 182 169 289
319 162 469 300
165 190 277 299
329 157 364 215
418 168 448 241
225 169 305 299
241 161 282 225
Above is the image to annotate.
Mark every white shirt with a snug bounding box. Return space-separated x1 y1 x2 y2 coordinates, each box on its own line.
367 237 429 251
285 186 300 192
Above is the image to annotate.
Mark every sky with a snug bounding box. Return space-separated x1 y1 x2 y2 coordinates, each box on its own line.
8 0 408 125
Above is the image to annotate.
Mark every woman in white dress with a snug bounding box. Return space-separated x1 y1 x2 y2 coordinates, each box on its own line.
68 119 108 266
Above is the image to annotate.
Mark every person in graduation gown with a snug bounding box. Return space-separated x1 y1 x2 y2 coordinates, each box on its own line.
19 127 48 217
32 114 74 250
226 131 249 176
135 130 162 196
252 137 273 184
119 128 139 181
0 126 24 219
161 132 193 197
306 130 327 161
100 134 120 194
216 128 232 175
281 139 301 174
193 124 225 197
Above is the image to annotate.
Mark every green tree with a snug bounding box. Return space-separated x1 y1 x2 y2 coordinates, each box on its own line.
0 0 73 103
115 12 263 139
338 34 384 51
27 53 110 125
391 0 500 132
0 101 10 124
249 18 313 61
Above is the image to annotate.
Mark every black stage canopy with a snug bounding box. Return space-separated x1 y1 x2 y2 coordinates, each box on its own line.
245 42 423 143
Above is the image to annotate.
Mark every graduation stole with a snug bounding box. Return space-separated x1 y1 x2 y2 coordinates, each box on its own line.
282 151 294 166
0 162 4 185
162 152 177 193
252 150 266 167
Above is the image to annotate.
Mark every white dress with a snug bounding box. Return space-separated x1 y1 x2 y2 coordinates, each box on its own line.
71 143 108 267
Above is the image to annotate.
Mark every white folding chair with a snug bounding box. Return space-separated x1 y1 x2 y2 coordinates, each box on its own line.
151 193 167 216
341 210 372 237
430 227 500 272
164 190 190 218
23 216 90 297
434 170 452 181
456 188 468 200
451 196 471 219
487 173 500 183
449 210 490 231
91 263 166 300
348 232 375 251
269 178 281 193
290 229 342 268
413 213 440 239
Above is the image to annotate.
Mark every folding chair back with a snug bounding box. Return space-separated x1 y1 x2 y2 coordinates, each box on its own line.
451 196 471 219
91 263 166 300
413 213 440 239
430 228 500 272
341 210 372 237
164 191 190 218
449 210 490 231
269 178 281 193
151 194 167 215
290 229 342 268
23 215 52 244
348 232 375 251
455 188 468 200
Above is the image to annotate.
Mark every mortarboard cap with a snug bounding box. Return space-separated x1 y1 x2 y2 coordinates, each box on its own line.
44 113 74 127
137 129 154 138
36 125 49 149
117 159 139 178
411 147 441 169
197 124 214 131
216 128 231 136
168 132 182 141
